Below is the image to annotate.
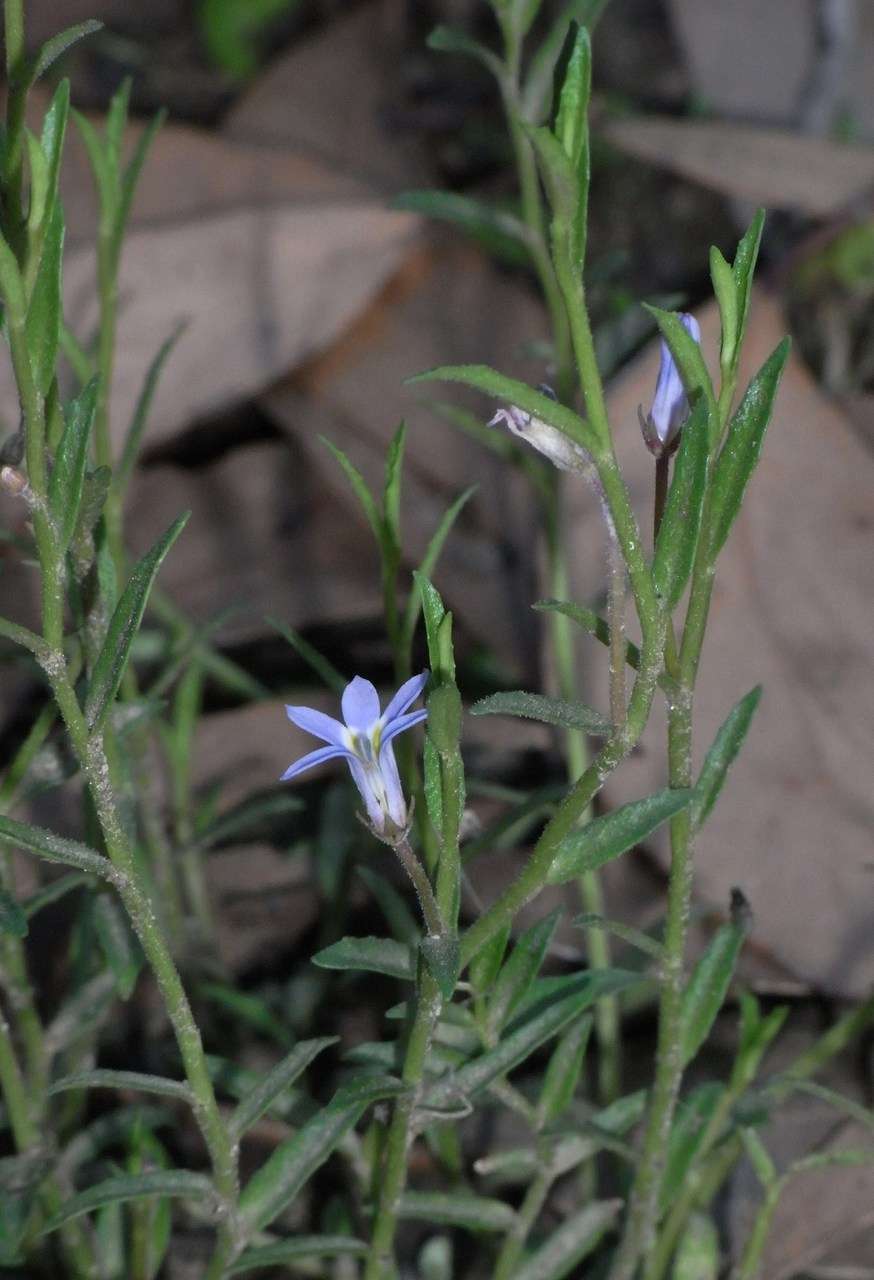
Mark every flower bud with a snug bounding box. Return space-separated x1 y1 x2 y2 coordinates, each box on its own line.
488 404 589 473
638 313 701 456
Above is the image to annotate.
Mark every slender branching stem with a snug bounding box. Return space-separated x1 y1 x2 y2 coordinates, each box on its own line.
393 834 444 937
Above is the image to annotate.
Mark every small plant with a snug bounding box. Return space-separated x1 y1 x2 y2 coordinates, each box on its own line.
0 2 870 1278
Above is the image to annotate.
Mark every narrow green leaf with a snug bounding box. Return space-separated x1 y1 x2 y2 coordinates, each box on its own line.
547 789 693 884
48 377 98 549
117 322 186 491
708 339 791 559
740 1127 777 1187
23 871 91 919
397 1190 516 1232
765 1079 874 1134
537 1014 591 1126
421 934 460 1001
312 936 414 982
321 437 384 546
228 1238 367 1275
407 364 595 453
230 1037 339 1139
643 304 717 437
0 815 114 880
534 598 643 670
652 398 709 608
45 973 116 1058
469 922 510 997
672 1212 720 1280
85 514 189 730
732 209 765 363
680 901 750 1067
660 1083 726 1211
240 1076 405 1231
0 888 27 938
40 80 71 211
522 1 593 123
195 788 304 853
30 21 103 83
425 969 638 1108
93 892 141 1000
39 1171 213 1236
574 913 665 961
691 686 762 830
48 1070 193 1103
394 191 532 266
513 1200 621 1280
426 25 504 79
415 572 448 679
199 981 291 1047
267 615 346 696
25 131 49 234
472 691 611 735
26 199 64 394
401 486 477 658
710 245 738 371
489 909 561 1034
73 110 114 216
382 421 406 551
114 109 166 266
555 23 591 171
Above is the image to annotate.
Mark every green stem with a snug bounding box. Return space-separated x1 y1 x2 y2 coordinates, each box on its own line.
494 1162 554 1280
364 974 443 1280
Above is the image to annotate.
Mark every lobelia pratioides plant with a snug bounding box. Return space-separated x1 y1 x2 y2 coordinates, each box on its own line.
0 2 872 1279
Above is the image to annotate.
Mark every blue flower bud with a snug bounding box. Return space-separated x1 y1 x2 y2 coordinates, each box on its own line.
639 313 701 456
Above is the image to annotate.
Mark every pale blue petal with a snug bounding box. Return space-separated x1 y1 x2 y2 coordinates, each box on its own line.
650 340 686 444
280 744 348 782
285 704 347 747
347 757 384 830
377 743 407 828
342 676 381 732
381 707 428 747
681 313 701 343
382 671 429 724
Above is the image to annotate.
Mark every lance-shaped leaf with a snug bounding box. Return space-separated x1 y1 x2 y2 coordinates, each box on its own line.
118 322 186 492
230 1037 339 1139
29 20 103 84
731 209 765 364
85 514 189 730
488 909 561 1035
472 691 611 735
38 1171 213 1236
24 872 91 919
644 304 717 437
48 377 99 549
426 25 504 79
691 686 762 830
423 969 638 1109
398 1191 516 1232
421 934 461 1001
48 1069 193 1104
25 198 64 394
312 936 414 982
394 191 532 266
400 486 477 657
0 815 115 880
547 789 693 884
268 615 346 695
522 0 603 123
707 338 790 559
240 1076 406 1231
652 398 709 608
195 788 304 853
228 1238 367 1275
553 23 591 266
513 1200 622 1280
537 1014 592 1127
407 364 596 452
660 1083 726 1212
680 896 750 1067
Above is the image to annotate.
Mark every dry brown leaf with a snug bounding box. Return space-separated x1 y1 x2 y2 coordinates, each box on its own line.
602 116 874 216
225 3 427 191
588 290 874 998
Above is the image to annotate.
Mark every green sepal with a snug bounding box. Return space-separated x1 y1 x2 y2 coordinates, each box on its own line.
421 933 461 1001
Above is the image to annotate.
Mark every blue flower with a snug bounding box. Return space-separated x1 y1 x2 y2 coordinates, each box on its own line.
639 313 701 455
281 672 429 834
